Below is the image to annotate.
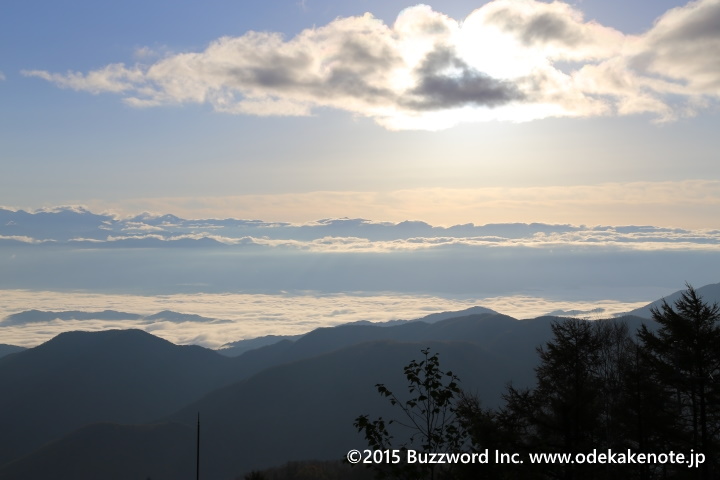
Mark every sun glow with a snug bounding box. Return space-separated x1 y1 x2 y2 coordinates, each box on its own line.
458 11 541 80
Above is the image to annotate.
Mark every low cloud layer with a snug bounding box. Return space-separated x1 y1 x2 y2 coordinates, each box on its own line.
22 0 720 129
0 290 647 348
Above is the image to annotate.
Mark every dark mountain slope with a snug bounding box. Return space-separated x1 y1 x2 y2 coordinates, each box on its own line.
0 422 195 480
170 340 522 479
228 313 547 382
0 313 652 479
0 344 25 359
0 329 239 467
625 282 720 318
218 306 499 357
0 340 515 480
4 315 534 466
412 305 498 323
219 334 303 357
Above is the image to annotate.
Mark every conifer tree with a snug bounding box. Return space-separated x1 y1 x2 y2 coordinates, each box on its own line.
638 285 720 479
500 319 638 479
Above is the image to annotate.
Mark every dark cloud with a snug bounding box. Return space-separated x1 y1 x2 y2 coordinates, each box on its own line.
520 12 584 46
335 37 400 71
636 0 720 91
220 31 401 106
654 1 720 44
488 8 584 47
323 67 396 104
230 63 308 90
402 47 524 110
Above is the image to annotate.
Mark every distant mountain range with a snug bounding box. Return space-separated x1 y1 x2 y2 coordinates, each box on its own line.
216 306 499 356
0 309 221 327
624 282 720 318
0 344 25 358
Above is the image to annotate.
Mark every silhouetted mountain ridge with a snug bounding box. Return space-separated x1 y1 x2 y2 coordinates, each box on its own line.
0 329 241 466
1 309 218 325
0 344 25 359
219 306 499 356
624 282 720 318
2 309 142 325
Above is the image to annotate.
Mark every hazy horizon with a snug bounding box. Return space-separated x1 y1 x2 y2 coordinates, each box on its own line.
1 204 715 349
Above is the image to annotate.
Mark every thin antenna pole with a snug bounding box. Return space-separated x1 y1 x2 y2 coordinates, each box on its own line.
196 412 200 480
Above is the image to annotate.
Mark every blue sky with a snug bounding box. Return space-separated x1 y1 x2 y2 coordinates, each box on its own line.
2 0 719 227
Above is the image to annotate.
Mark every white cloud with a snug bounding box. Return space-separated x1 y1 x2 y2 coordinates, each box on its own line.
24 1 719 129
637 0 720 95
35 205 96 214
23 64 145 94
205 230 720 253
0 235 48 244
0 71 6 81
0 289 648 348
121 222 166 232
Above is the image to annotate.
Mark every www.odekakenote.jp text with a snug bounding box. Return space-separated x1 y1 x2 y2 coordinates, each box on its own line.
347 449 705 469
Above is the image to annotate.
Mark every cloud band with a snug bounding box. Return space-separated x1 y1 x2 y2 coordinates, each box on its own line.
22 1 720 129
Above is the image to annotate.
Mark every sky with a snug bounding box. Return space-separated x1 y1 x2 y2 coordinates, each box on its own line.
1 0 718 226
1 0 719 346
